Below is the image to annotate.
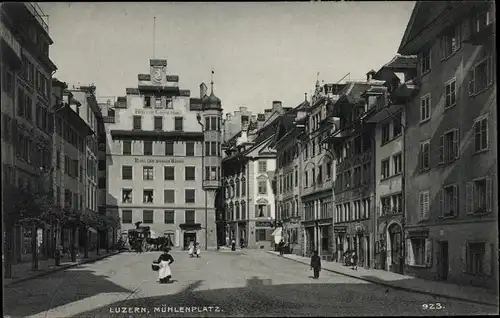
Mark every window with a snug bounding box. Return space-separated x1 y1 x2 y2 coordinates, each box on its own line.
185 166 195 181
353 166 361 186
381 123 390 144
258 181 267 194
185 189 195 203
185 210 195 224
174 117 183 131
122 166 133 180
469 178 492 215
154 116 163 130
143 166 154 180
25 95 32 121
143 210 154 224
441 185 458 217
164 210 175 224
2 68 14 94
205 117 210 130
210 142 217 156
257 204 267 218
143 190 154 203
205 142 210 156
186 142 195 156
411 239 426 266
258 161 267 174
122 210 132 224
362 163 370 185
381 159 390 179
122 141 131 155
143 141 153 155
393 153 402 175
440 25 460 59
393 113 402 137
469 54 493 96
474 117 488 152
419 190 430 220
353 135 362 154
466 243 485 275
420 49 431 74
164 166 175 180
154 97 162 109
392 193 402 214
133 116 142 129
122 189 132 203
144 96 151 108
164 189 175 203
420 94 431 122
241 178 246 196
344 170 351 188
420 141 430 170
211 117 217 131
165 141 174 156
445 78 457 108
381 196 391 215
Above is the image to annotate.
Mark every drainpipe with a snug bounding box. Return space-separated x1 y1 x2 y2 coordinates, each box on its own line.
196 113 207 251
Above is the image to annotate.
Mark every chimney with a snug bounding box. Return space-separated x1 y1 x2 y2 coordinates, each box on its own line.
200 82 208 98
272 100 282 110
366 70 376 82
239 106 247 112
264 109 272 121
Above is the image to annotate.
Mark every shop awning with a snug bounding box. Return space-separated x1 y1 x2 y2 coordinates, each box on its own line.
271 227 282 237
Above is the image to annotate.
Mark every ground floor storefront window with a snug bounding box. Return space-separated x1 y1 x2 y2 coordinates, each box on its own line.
256 229 266 242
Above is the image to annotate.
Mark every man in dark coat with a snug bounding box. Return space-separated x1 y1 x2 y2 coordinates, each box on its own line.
310 250 321 279
278 239 285 256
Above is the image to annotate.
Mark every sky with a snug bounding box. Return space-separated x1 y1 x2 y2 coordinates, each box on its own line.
38 2 415 116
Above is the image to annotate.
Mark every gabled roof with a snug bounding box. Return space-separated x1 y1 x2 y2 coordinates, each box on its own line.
337 82 372 105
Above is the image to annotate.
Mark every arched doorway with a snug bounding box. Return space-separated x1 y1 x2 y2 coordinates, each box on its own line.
388 223 403 274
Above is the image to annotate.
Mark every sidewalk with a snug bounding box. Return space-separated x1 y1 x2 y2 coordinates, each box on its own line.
267 251 498 307
4 249 122 287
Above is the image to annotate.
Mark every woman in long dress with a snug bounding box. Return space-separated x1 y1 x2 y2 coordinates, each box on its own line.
188 242 194 258
157 247 174 284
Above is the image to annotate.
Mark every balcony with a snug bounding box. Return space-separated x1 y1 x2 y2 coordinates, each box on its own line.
102 116 115 124
0 21 22 66
24 3 49 33
203 179 221 189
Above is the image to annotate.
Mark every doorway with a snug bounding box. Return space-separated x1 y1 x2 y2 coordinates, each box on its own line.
183 232 196 250
439 241 449 280
389 223 403 274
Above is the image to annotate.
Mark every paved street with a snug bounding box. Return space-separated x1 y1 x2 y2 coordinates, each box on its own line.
4 250 497 317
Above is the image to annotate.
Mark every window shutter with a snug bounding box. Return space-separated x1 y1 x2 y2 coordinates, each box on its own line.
461 243 468 273
453 185 459 216
452 129 459 159
483 243 492 276
439 189 444 217
419 193 424 220
425 239 433 267
468 68 475 96
465 182 473 214
486 177 492 213
438 135 444 164
423 192 430 219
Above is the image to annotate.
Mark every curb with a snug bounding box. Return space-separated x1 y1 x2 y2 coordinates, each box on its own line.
5 251 122 287
267 251 498 307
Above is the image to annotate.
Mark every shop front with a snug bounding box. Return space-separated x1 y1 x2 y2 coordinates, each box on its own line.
253 220 273 249
334 225 347 262
303 221 315 257
179 222 201 250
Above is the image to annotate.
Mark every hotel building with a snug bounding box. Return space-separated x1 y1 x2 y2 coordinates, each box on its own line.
398 1 497 288
105 59 222 250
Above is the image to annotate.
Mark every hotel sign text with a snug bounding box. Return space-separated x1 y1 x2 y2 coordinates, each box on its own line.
134 109 182 116
134 158 184 164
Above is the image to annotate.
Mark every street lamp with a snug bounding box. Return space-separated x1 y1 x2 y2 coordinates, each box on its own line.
196 113 208 251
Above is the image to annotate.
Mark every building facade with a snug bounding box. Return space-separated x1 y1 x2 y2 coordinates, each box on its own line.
1 3 57 262
363 56 418 274
273 101 308 256
326 81 376 268
222 102 285 248
398 1 497 288
105 59 221 250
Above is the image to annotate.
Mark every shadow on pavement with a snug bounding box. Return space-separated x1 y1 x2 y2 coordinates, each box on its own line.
3 268 133 317
72 277 498 317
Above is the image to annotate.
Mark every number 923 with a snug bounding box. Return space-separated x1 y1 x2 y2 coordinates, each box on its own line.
422 303 444 310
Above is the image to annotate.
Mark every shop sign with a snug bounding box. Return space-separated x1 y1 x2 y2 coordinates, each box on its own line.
334 226 347 233
134 157 184 164
134 109 181 116
255 221 272 228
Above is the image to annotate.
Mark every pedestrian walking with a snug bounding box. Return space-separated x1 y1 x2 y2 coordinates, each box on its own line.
240 238 245 249
310 250 321 279
195 243 201 258
351 251 358 270
157 247 175 284
231 239 236 251
188 241 194 257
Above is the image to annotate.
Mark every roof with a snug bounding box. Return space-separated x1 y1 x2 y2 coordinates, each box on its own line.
337 82 372 105
202 91 222 110
383 54 418 69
